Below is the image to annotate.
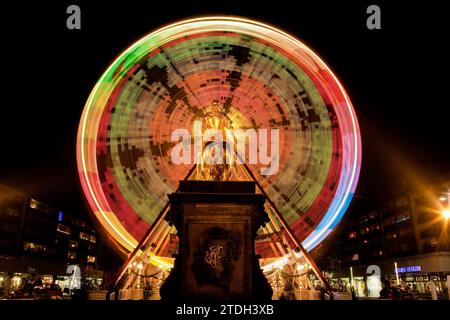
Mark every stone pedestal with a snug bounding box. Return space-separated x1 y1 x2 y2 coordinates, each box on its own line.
160 180 272 300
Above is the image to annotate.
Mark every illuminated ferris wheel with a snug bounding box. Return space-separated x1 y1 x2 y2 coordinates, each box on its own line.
76 17 361 287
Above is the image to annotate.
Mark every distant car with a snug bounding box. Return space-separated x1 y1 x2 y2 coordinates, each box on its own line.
32 284 63 300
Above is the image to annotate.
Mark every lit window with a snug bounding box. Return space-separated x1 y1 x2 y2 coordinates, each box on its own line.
57 223 71 235
87 256 96 263
371 250 379 256
69 240 79 248
23 242 47 253
360 227 371 235
387 231 397 240
28 199 49 212
29 199 38 209
79 231 90 241
79 232 96 243
348 231 357 239
395 214 410 223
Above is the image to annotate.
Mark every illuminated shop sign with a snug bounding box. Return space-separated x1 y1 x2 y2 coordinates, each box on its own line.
397 266 421 273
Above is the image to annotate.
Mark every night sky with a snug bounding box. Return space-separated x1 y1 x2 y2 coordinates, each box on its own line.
1 0 448 216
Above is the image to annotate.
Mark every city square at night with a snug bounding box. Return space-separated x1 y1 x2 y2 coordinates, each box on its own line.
0 0 448 317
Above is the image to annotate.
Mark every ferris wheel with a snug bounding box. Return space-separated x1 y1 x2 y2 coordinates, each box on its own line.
76 17 361 282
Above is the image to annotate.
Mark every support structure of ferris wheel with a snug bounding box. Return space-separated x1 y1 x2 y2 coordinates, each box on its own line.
114 162 332 294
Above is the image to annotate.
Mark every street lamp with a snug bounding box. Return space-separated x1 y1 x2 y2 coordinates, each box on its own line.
350 266 354 290
443 209 450 219
438 189 449 219
394 262 400 285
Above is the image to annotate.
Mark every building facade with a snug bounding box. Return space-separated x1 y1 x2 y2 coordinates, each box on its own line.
0 184 104 297
318 181 450 299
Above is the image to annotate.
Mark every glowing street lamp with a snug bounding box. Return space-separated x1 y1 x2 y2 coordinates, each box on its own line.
439 189 449 219
394 262 400 285
443 209 450 219
350 266 354 289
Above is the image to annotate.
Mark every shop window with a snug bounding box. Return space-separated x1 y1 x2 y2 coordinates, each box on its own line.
87 255 96 263
57 223 71 235
431 239 440 246
23 242 47 253
11 276 23 291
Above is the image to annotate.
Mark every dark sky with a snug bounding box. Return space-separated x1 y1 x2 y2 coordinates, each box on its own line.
1 0 448 214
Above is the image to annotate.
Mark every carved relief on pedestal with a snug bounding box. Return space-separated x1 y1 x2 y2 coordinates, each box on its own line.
191 227 242 293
